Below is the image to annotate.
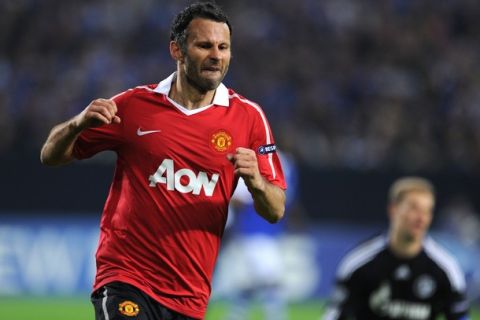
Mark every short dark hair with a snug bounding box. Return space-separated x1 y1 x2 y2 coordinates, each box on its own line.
170 2 232 52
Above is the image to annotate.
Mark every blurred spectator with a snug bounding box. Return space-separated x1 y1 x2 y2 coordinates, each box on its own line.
436 196 480 302
438 196 480 247
221 151 299 320
3 0 480 172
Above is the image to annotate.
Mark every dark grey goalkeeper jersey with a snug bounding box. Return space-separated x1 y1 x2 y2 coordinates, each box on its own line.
324 234 470 320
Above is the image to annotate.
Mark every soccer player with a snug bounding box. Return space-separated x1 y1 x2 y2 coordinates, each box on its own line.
40 2 286 320
323 177 470 320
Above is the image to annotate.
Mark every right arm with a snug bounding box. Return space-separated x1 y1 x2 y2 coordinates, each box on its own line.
40 99 120 166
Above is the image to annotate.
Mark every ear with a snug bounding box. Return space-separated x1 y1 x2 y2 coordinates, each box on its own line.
169 41 184 63
387 203 395 221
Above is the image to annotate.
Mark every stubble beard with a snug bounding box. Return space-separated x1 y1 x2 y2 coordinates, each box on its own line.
184 59 228 94
400 228 424 244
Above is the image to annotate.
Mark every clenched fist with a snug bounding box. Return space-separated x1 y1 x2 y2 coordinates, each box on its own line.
75 98 121 130
227 147 266 192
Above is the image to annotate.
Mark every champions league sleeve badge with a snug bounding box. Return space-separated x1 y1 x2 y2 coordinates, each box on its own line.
258 143 276 155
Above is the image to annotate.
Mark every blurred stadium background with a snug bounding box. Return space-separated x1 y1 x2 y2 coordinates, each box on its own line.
1 0 480 319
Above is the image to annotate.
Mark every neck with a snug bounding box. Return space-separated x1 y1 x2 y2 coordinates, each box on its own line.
388 230 423 258
169 73 216 110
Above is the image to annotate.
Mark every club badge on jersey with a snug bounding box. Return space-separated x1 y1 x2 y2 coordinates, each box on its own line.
210 129 233 153
413 275 437 299
118 300 140 317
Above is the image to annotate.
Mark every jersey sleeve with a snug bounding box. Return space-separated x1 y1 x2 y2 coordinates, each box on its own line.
444 288 470 320
427 238 471 320
443 273 470 320
323 275 360 320
73 90 131 159
249 106 286 190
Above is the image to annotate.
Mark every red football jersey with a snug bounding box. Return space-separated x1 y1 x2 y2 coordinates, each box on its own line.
73 73 286 319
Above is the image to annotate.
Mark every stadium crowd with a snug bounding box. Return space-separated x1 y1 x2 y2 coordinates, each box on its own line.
2 0 480 172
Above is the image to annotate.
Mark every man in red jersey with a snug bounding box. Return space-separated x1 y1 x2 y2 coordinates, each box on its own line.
40 2 286 320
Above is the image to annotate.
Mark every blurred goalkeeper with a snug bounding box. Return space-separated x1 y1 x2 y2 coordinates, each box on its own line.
324 177 470 320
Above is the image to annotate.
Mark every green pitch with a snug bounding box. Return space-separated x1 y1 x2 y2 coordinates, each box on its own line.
0 297 478 320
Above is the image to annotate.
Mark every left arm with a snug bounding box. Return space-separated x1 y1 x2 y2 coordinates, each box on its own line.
228 147 286 223
444 286 470 320
444 290 470 320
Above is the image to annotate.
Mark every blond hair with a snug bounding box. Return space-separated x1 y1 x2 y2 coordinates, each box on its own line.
388 176 435 204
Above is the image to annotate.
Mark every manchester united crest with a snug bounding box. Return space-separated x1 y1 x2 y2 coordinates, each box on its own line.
211 130 232 152
118 300 140 317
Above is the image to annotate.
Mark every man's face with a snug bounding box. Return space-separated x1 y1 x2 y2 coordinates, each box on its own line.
179 18 231 93
390 191 434 242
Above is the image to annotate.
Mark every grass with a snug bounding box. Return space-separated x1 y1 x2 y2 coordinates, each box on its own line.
0 296 93 320
0 297 478 320
205 300 324 319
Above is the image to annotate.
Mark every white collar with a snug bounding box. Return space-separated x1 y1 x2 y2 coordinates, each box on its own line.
153 72 229 107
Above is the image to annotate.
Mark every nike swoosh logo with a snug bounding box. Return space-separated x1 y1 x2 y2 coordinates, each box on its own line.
137 128 161 136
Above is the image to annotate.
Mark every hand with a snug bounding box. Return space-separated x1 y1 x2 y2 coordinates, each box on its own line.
227 147 285 223
75 98 121 130
227 147 265 192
